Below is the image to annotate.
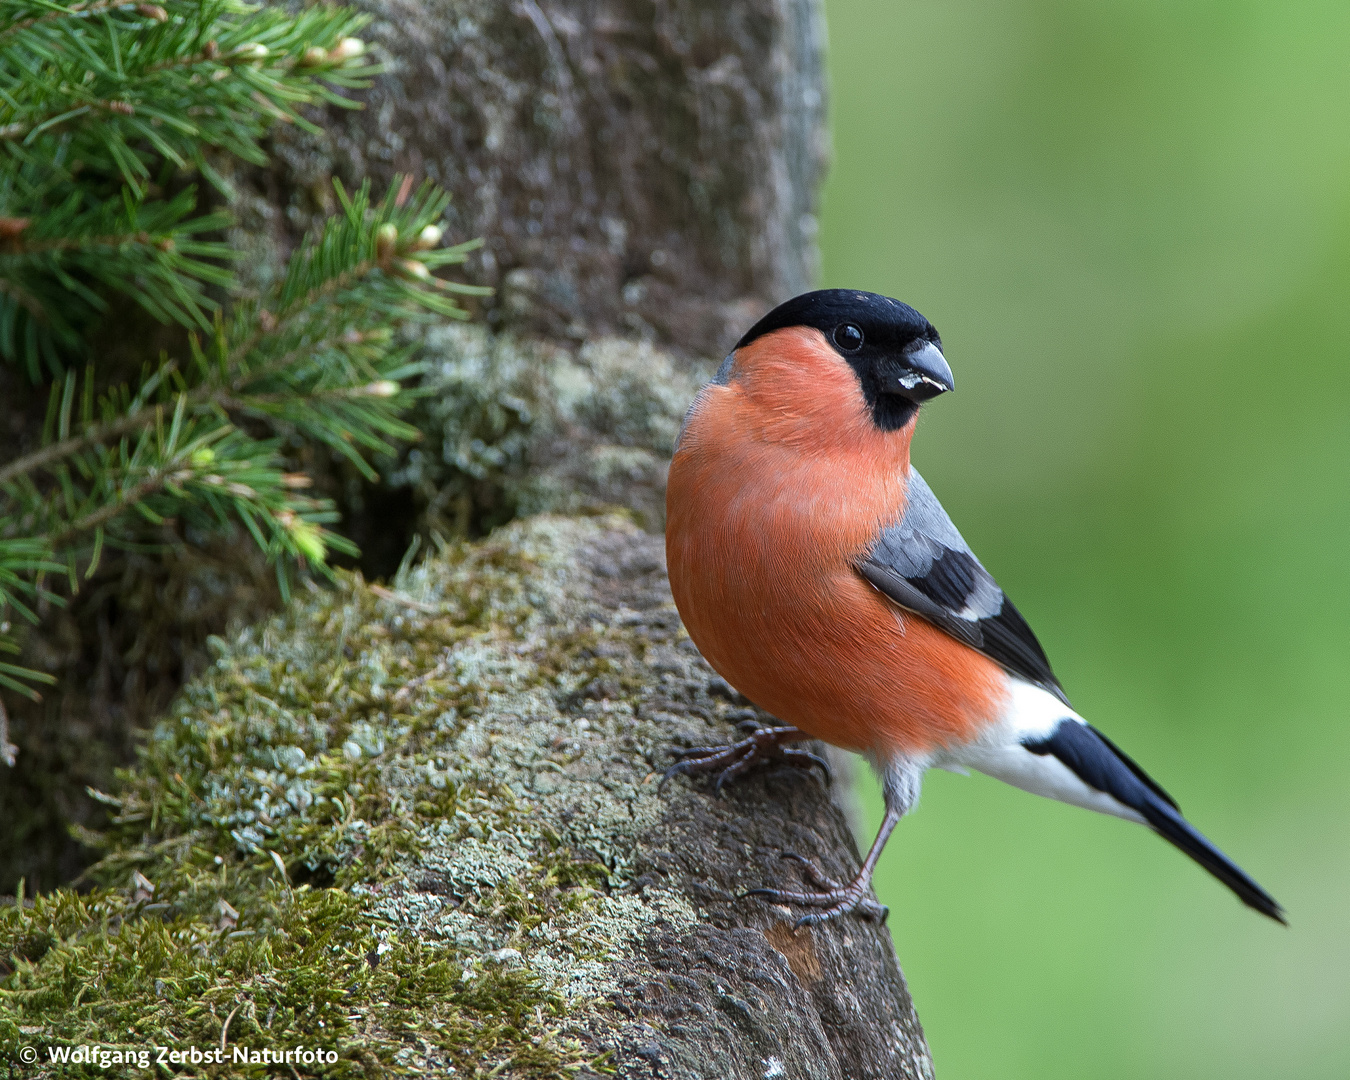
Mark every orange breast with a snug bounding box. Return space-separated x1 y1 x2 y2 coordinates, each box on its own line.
666 330 1007 757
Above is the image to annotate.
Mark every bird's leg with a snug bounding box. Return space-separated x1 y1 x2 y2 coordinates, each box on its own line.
743 758 920 927
661 721 831 793
743 801 902 926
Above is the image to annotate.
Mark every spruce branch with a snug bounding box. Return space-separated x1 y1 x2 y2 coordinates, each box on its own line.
0 2 154 43
0 2 377 164
0 0 492 740
0 0 380 376
0 186 234 373
0 536 61 698
0 175 487 701
2 177 485 490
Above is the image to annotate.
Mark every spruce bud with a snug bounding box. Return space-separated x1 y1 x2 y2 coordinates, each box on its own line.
375 223 399 262
414 224 443 250
397 259 432 281
329 38 367 63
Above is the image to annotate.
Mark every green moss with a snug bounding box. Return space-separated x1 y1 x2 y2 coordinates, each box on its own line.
0 879 588 1077
1 516 709 1077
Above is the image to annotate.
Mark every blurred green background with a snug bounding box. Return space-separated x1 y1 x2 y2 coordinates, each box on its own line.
817 1 1350 1077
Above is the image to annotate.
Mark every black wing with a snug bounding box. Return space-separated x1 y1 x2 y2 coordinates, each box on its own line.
856 469 1069 705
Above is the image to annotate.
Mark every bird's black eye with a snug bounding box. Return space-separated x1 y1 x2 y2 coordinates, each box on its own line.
833 323 864 352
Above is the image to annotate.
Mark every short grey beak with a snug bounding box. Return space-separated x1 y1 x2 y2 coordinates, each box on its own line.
885 340 953 401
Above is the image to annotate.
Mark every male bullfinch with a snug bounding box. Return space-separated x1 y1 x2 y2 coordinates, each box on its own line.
664 288 1284 927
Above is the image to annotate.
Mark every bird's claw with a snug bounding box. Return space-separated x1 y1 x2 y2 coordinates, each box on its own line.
659 724 828 792
793 898 890 929
741 852 888 926
662 724 870 924
780 747 832 784
779 850 844 891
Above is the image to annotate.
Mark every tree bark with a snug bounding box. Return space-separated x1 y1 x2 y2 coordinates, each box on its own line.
242 0 830 356
553 521 933 1078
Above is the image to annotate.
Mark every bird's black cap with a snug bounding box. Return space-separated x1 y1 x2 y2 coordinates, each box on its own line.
733 289 952 431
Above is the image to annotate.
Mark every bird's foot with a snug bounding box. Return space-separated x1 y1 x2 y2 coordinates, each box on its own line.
742 851 888 927
661 722 830 793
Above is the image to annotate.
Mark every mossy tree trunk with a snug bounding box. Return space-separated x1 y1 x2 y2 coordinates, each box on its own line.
3 518 932 1078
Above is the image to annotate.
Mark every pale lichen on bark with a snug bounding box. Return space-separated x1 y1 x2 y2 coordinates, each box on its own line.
383 323 713 538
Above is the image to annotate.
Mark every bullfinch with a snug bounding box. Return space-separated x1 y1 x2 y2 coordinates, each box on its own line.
664 288 1284 928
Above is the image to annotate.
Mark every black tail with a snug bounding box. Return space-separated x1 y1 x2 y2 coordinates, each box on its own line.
1024 720 1286 924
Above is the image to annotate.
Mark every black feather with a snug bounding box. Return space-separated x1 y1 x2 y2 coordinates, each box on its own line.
855 468 1071 703
857 552 1068 705
969 596 1063 703
1024 721 1285 923
908 548 979 611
